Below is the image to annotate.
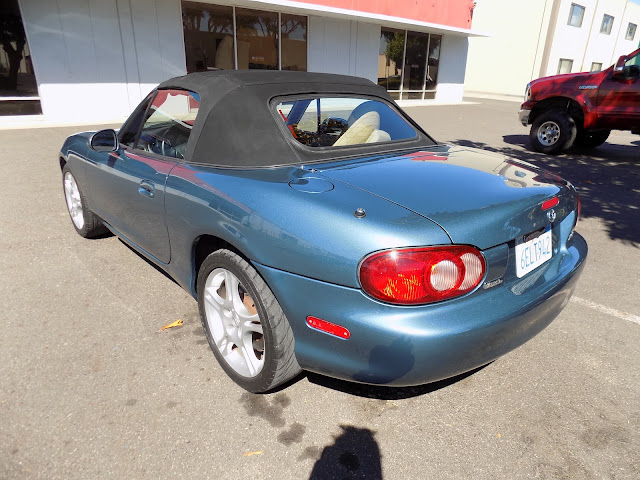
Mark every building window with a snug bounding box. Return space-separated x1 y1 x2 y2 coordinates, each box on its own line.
558 59 573 75
600 14 614 35
402 31 430 99
626 23 637 41
181 2 307 72
281 14 307 71
0 0 42 115
378 28 405 99
182 3 234 71
590 62 603 72
568 4 585 27
378 28 442 100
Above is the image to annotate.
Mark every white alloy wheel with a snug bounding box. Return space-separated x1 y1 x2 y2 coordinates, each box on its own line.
203 267 265 377
64 171 85 229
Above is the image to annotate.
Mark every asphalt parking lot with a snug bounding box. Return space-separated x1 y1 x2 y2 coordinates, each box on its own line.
1 98 639 479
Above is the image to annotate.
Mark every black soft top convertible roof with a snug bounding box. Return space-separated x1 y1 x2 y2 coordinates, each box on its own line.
157 70 435 168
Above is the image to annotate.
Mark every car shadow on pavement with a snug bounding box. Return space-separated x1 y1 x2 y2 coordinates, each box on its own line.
305 365 487 400
308 425 382 480
453 138 640 247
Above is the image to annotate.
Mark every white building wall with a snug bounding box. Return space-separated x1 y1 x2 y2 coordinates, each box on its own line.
309 16 467 102
17 1 472 121
19 0 186 122
465 0 640 97
435 34 469 102
545 0 640 75
612 2 640 61
545 0 599 76
584 0 628 69
546 0 630 75
307 16 379 82
464 0 551 98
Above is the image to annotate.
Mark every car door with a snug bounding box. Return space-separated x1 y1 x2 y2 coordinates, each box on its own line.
597 51 640 129
87 89 200 263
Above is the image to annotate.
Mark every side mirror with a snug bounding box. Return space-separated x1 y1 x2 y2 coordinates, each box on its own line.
613 55 627 79
90 129 119 152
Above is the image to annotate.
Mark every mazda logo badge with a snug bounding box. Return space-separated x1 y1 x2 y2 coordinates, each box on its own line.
547 209 557 223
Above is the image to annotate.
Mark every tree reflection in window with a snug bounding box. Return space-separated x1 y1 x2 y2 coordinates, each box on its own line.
182 3 234 71
281 14 307 71
236 8 279 70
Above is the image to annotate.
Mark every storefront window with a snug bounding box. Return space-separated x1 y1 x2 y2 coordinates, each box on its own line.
426 34 442 95
182 3 234 72
235 8 279 70
281 14 307 71
402 32 429 99
378 28 404 99
181 2 307 72
0 0 41 115
379 28 442 101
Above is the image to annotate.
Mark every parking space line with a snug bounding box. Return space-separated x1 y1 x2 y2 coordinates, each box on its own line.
571 296 640 326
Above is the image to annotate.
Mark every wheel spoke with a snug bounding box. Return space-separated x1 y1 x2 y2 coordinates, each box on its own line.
239 344 261 377
224 270 242 311
205 284 232 311
215 334 231 355
242 319 263 335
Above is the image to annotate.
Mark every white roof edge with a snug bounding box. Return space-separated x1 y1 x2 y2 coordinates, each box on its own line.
237 0 491 36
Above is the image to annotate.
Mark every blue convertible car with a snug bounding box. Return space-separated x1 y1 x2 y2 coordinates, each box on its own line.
60 71 587 392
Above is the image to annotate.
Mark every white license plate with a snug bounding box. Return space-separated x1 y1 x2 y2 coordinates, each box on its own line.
515 228 553 278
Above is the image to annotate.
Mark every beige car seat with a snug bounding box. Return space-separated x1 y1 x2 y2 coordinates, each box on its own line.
365 129 391 143
333 111 380 146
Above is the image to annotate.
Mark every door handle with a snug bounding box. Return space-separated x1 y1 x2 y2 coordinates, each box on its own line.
138 180 155 198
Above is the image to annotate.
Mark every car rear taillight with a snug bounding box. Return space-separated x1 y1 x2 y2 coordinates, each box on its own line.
359 246 486 305
576 195 581 224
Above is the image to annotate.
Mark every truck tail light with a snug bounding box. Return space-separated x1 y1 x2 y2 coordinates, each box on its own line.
359 246 486 305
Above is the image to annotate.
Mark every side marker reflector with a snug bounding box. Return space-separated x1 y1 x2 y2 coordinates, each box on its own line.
306 316 350 339
542 197 559 210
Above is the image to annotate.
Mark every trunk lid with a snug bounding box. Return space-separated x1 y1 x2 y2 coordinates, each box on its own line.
315 145 575 250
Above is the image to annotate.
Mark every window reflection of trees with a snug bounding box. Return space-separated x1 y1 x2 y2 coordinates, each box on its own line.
378 29 441 98
182 3 307 72
182 3 234 71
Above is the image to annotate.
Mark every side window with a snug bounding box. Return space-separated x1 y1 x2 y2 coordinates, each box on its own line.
119 94 153 147
624 52 640 79
135 89 200 159
275 97 418 148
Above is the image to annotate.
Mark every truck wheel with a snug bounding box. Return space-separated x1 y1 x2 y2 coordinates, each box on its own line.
529 111 577 154
574 129 610 149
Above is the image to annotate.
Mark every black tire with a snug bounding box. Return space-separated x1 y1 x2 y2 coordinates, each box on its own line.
574 129 610 148
61 164 108 238
197 249 301 392
529 111 577 154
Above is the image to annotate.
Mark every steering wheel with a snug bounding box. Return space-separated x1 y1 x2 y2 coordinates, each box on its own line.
318 117 349 136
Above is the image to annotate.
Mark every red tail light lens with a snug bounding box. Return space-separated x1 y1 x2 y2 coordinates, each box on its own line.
359 246 486 305
576 195 581 224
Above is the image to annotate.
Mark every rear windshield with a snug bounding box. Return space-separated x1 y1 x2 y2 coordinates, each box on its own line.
275 97 417 148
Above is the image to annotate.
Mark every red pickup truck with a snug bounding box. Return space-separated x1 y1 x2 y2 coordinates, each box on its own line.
519 48 640 154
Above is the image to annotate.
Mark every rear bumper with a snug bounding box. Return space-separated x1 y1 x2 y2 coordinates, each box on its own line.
519 108 531 126
255 232 587 387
